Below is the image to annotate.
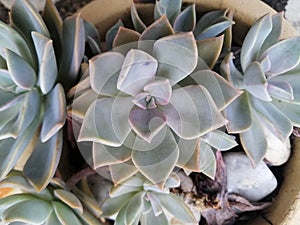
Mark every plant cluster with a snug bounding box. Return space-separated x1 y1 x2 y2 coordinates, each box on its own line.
0 0 299 225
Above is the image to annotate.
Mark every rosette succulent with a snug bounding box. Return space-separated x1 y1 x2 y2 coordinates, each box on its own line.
0 0 85 191
100 173 197 225
221 13 300 165
0 172 103 225
72 8 240 186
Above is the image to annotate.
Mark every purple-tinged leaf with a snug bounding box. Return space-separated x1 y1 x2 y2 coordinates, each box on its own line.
118 49 157 95
144 79 172 105
129 106 166 142
113 27 140 48
268 80 294 101
106 20 124 50
158 0 182 24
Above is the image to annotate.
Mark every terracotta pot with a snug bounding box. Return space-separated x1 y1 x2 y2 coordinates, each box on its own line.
79 0 300 224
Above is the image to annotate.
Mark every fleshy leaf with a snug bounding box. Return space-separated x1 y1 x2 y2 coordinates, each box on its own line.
52 201 82 225
32 32 57 94
176 138 198 170
259 13 283 54
190 70 242 110
129 106 166 143
196 36 224 68
196 20 233 40
251 97 293 140
272 99 300 126
0 115 40 180
161 85 226 139
144 79 172 105
153 32 197 85
58 14 85 90
139 16 174 41
113 27 140 48
11 0 50 40
2 199 52 224
117 49 157 95
110 176 144 198
131 4 146 33
204 130 238 151
132 127 179 184
101 193 135 217
106 20 124 50
260 36 300 75
268 80 294 101
158 0 182 24
174 4 196 32
156 192 197 224
243 62 271 101
41 84 66 142
141 208 168 225
78 97 132 147
0 21 34 67
240 112 268 166
221 53 244 88
109 160 139 185
54 189 83 214
194 10 225 35
6 49 36 90
224 92 252 133
24 130 62 192
93 142 132 168
199 140 217 178
240 14 272 71
124 192 145 225
90 52 124 96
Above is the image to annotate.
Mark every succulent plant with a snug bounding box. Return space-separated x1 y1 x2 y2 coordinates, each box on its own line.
221 13 300 165
100 173 197 225
0 0 85 191
0 172 103 225
72 28 240 186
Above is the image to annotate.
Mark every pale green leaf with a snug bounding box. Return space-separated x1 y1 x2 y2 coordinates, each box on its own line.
58 14 85 90
78 97 132 147
44 212 61 225
6 49 36 90
32 32 57 94
156 193 197 224
158 0 182 24
0 69 14 88
109 160 139 186
268 80 294 101
240 14 272 71
153 32 197 85
89 52 124 96
147 192 163 216
117 49 157 95
260 36 300 75
244 62 271 101
273 99 300 126
141 209 168 225
131 4 146 33
0 21 34 67
240 113 268 166
54 189 83 214
204 130 238 150
110 176 144 198
24 130 63 192
196 20 233 40
259 13 283 54
52 201 82 225
194 10 226 35
224 92 252 133
11 0 50 41
132 127 179 184
174 4 196 32
2 199 52 224
41 83 66 142
101 193 135 217
251 97 293 140
199 140 217 178
71 89 98 119
191 70 242 110
93 142 132 168
161 85 226 139
176 138 198 170
124 192 145 225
